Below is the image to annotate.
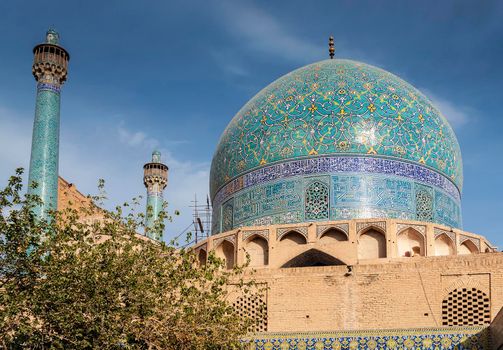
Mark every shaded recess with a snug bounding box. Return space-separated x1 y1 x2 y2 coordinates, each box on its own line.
281 249 346 268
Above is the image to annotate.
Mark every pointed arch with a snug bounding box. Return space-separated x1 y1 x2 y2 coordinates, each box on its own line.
319 227 348 242
397 227 425 257
281 249 346 268
459 240 479 255
245 235 269 267
358 228 386 260
278 230 307 245
434 233 455 256
215 240 235 269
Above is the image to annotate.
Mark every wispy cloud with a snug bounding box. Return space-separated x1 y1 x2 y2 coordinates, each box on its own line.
217 2 321 63
209 1 324 79
0 104 209 242
422 89 474 129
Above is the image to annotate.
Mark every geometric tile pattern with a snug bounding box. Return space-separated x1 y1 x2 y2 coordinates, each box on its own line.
316 223 349 237
442 288 490 326
212 172 462 234
397 223 426 237
242 230 270 242
242 326 490 349
214 156 461 207
276 226 308 241
356 221 387 234
459 235 481 250
27 84 62 220
434 228 456 243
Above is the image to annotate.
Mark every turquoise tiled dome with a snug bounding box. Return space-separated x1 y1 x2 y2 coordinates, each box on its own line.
210 59 463 233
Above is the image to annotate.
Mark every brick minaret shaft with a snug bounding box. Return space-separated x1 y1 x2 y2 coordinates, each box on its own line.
143 150 168 240
27 29 69 220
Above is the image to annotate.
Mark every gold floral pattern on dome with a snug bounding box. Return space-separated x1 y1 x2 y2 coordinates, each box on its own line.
210 59 462 199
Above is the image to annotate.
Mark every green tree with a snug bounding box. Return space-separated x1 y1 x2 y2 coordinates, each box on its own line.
0 169 257 349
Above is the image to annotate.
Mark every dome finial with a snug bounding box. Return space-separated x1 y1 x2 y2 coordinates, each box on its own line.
328 36 335 59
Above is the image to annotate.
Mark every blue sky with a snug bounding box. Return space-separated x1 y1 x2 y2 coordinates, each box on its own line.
0 1 502 246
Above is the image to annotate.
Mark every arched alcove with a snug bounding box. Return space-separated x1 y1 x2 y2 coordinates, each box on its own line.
278 230 307 246
215 240 235 269
198 249 207 266
358 228 386 260
434 234 455 256
281 249 346 268
397 228 425 257
246 236 269 267
319 228 348 243
459 240 479 255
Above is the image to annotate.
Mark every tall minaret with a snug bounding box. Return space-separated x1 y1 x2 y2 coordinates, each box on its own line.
143 150 168 240
27 29 69 220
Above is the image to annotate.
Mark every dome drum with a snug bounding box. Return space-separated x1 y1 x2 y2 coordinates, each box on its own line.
211 155 461 234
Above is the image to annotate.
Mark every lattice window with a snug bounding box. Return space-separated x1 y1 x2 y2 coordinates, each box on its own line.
442 288 490 326
222 202 233 232
416 186 433 221
305 181 329 220
233 294 268 333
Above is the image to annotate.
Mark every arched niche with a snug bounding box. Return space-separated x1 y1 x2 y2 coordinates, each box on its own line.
278 230 307 246
358 228 386 260
245 236 269 267
397 228 425 257
459 240 479 255
198 249 207 266
215 240 235 269
434 234 455 256
319 228 348 243
281 249 346 268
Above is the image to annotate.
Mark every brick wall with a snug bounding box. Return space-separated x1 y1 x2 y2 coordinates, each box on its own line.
241 253 503 332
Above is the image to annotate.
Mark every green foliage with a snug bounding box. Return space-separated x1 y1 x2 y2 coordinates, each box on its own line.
0 169 257 349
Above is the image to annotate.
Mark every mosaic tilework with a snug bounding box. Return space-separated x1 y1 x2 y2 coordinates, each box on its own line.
27 84 61 220
435 190 462 228
242 327 490 350
233 179 303 226
212 171 462 234
145 193 164 241
210 59 463 200
213 156 460 209
317 223 349 237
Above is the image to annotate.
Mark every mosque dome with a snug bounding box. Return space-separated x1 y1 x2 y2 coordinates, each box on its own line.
210 59 462 234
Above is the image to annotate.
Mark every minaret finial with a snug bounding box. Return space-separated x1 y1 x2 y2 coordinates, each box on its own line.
329 36 335 59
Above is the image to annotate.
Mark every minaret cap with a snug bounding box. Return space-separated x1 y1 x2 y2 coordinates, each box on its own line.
45 28 60 45
329 36 335 59
152 150 162 163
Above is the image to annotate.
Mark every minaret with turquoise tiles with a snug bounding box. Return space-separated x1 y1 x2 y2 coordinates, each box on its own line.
143 150 168 240
27 29 69 220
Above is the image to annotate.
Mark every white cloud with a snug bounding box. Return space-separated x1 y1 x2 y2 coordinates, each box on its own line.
422 89 473 129
217 2 321 63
